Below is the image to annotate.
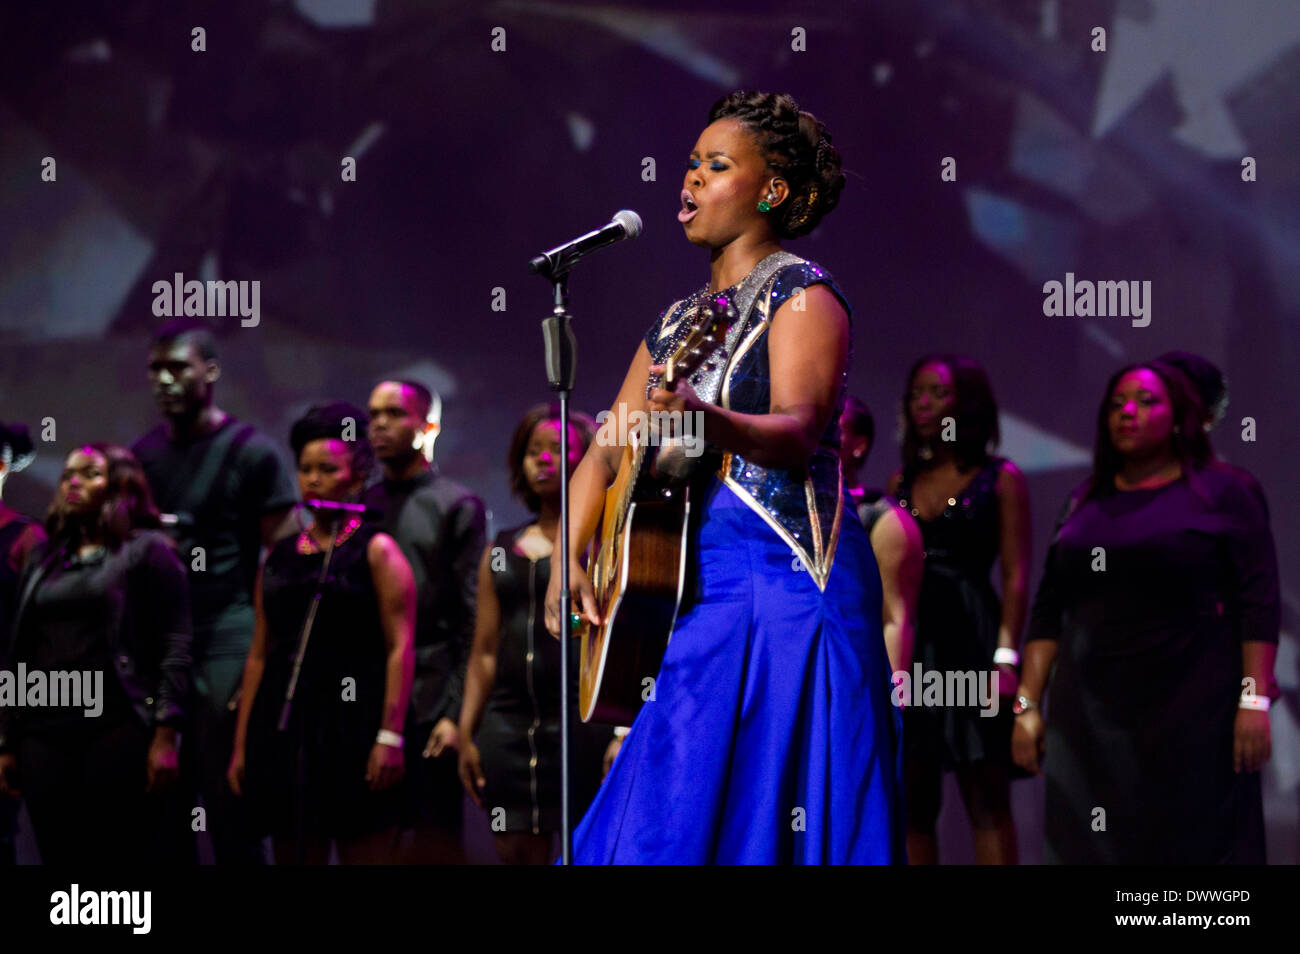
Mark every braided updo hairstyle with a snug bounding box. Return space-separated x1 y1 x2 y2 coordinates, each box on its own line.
708 90 845 239
290 401 376 487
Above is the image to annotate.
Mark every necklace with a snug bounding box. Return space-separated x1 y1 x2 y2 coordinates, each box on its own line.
297 516 362 555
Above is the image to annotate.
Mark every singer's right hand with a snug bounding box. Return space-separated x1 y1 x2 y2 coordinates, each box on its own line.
545 556 599 640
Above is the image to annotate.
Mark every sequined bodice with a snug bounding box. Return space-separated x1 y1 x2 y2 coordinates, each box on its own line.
643 252 852 590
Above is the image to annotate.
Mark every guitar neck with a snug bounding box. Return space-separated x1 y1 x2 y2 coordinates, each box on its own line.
611 439 650 538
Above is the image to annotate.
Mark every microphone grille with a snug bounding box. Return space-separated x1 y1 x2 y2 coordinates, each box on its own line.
613 209 643 238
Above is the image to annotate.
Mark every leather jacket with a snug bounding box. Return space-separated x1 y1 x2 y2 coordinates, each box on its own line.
0 530 192 751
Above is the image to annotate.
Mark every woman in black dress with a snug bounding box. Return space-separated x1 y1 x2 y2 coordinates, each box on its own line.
887 355 1031 865
458 404 614 864
1014 361 1278 863
228 403 416 864
0 443 192 864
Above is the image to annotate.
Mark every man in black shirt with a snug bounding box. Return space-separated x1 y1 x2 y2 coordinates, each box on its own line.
364 380 485 863
132 319 297 864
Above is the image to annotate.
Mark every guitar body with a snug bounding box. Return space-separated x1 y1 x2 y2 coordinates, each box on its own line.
576 293 736 725
577 443 691 724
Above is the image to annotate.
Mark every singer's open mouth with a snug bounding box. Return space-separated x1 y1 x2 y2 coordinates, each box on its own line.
679 190 699 223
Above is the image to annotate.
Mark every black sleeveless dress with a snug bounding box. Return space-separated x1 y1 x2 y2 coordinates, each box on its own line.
896 456 1017 770
475 525 608 835
245 523 404 840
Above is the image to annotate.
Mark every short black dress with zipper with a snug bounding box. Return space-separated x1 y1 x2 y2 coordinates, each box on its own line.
474 525 609 834
896 456 1019 771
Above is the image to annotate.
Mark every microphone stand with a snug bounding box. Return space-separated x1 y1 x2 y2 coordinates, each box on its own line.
531 213 637 865
540 271 577 864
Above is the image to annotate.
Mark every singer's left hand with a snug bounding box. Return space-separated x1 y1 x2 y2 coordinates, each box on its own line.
648 365 706 419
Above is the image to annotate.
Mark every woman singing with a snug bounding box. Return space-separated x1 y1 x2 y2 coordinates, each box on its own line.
545 91 904 863
228 403 416 864
1014 361 1279 863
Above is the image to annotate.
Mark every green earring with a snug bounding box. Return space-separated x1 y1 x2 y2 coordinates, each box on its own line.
757 199 771 213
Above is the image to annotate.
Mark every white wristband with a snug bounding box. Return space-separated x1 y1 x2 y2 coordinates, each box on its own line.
1239 695 1270 712
613 726 630 739
376 729 405 748
993 648 1020 667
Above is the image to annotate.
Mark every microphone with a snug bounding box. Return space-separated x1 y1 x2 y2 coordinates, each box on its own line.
529 210 642 279
303 499 367 513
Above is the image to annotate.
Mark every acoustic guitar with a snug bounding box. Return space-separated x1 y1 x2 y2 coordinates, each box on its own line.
578 293 736 724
